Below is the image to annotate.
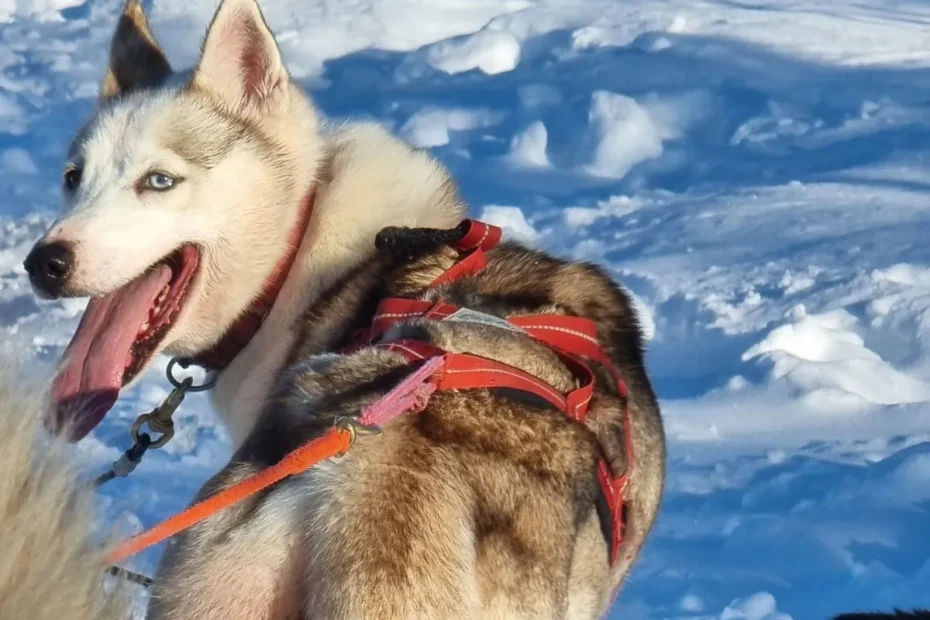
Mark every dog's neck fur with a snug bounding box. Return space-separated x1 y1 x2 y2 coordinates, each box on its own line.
210 121 465 447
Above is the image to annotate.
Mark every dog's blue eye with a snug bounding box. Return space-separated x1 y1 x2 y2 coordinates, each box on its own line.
146 173 176 191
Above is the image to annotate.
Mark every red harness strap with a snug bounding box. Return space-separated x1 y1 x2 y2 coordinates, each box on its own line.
370 298 460 338
358 219 634 567
509 314 633 566
378 339 592 417
430 219 502 287
346 221 503 350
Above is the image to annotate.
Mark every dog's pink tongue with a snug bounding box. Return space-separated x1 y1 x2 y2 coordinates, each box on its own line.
50 265 173 441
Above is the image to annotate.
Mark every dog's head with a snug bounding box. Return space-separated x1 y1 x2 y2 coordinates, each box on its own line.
26 0 321 440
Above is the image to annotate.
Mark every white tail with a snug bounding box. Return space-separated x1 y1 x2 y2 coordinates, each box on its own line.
0 363 126 620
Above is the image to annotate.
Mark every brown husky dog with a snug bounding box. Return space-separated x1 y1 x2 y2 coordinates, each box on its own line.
144 224 666 619
10 0 665 618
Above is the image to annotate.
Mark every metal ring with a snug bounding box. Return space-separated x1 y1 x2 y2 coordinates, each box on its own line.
166 357 217 392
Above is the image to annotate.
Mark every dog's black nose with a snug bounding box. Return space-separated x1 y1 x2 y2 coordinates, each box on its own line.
24 241 74 299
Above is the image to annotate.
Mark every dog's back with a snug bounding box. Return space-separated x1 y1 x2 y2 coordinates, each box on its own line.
147 233 665 619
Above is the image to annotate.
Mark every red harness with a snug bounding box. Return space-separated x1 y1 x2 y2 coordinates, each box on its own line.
348 219 635 566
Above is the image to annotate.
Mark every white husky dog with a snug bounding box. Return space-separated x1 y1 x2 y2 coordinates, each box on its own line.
25 0 463 445
17 0 461 615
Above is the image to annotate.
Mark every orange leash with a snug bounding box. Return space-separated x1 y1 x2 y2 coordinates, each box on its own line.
106 428 352 565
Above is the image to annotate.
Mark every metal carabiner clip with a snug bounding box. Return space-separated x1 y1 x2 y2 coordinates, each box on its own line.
167 357 217 392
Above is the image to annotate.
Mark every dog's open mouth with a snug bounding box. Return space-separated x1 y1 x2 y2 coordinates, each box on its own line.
50 245 200 441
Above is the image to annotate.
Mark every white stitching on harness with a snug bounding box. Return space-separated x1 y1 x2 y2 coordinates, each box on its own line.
518 324 601 346
460 224 490 251
386 343 428 360
373 311 443 322
572 394 593 418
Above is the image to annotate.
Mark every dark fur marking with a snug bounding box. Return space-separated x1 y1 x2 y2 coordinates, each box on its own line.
474 508 536 566
103 3 172 98
243 362 416 469
161 99 250 169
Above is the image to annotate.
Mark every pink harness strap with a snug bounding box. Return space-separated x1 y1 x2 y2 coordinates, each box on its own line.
357 355 444 427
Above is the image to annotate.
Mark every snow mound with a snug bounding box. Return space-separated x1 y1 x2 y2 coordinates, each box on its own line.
575 90 711 179
0 0 84 23
744 306 930 407
720 592 791 620
507 121 551 168
400 107 504 148
562 196 643 230
425 27 522 76
577 92 664 180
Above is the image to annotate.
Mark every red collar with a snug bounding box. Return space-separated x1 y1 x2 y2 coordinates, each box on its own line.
193 187 316 371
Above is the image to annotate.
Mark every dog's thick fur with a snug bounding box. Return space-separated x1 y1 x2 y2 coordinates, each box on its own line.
145 239 666 619
10 0 667 618
0 366 126 620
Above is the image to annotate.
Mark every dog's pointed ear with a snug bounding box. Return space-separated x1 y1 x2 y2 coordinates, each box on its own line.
100 1 172 99
193 0 288 116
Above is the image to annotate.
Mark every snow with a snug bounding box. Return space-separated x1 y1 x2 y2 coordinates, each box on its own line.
424 28 523 76
0 147 37 174
721 592 792 620
0 0 84 23
2 0 930 618
508 121 551 168
400 106 504 148
579 91 666 179
480 205 539 244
